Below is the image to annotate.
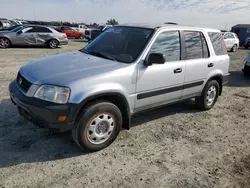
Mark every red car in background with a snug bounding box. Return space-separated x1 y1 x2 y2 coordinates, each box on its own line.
55 26 84 39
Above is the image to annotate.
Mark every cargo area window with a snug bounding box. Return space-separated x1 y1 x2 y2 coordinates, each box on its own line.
208 32 227 56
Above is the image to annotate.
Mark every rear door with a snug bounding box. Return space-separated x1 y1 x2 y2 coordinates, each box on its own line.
181 30 212 99
34 27 53 45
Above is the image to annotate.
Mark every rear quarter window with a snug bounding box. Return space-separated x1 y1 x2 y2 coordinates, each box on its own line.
208 32 227 56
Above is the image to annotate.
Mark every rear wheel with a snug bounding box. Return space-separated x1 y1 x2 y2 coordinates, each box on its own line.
48 39 59 49
72 102 122 152
195 80 220 110
231 44 237 52
0 37 11 48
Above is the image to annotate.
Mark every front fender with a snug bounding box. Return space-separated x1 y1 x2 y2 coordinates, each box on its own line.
69 82 129 104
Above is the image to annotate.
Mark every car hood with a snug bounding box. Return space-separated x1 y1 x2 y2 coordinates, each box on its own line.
20 51 128 86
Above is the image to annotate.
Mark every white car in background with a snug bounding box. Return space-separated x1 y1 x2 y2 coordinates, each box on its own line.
222 32 239 52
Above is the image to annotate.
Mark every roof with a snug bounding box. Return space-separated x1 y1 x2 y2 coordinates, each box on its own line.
232 24 250 28
117 23 220 32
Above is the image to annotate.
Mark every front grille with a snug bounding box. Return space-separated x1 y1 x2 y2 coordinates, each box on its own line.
16 72 32 93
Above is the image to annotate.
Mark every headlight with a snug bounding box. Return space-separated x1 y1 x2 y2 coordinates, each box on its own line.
34 85 70 104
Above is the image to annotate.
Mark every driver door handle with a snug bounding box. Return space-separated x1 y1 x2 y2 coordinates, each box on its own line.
208 63 214 68
174 68 182 73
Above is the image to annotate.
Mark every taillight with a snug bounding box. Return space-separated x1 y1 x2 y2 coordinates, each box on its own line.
63 34 67 38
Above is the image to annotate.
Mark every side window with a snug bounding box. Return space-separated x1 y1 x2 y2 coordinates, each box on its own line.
149 31 180 62
224 33 229 39
35 27 52 33
184 31 203 59
228 33 234 39
208 32 227 56
25 27 36 33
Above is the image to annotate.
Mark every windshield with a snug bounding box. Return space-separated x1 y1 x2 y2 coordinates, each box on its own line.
82 26 154 63
97 26 105 30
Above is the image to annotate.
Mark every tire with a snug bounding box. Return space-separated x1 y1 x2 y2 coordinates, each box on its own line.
231 44 237 52
48 39 59 49
244 71 249 76
0 37 11 48
195 80 220 111
245 43 249 49
72 102 122 152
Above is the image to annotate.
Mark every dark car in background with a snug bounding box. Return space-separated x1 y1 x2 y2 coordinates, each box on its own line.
85 25 112 41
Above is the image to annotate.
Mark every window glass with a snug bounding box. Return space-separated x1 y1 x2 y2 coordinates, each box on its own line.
228 33 234 39
35 27 52 33
208 32 227 55
83 27 154 63
149 31 180 62
24 27 35 33
184 31 203 59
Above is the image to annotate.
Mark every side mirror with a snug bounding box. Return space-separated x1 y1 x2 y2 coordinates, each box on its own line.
144 53 166 66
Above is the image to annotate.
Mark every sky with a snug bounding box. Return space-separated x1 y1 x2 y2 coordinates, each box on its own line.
1 0 250 29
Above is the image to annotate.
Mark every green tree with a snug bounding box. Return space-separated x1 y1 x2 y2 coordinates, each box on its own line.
106 18 119 25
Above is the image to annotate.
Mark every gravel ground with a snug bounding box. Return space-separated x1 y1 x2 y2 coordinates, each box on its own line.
0 42 250 188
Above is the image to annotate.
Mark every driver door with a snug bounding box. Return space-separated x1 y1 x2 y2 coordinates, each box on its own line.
16 27 37 45
135 30 185 111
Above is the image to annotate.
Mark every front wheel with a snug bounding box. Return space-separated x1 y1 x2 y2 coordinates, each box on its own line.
195 80 220 110
231 44 237 52
72 102 122 152
0 37 11 48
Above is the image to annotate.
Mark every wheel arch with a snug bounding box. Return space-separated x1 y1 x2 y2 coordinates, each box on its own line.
76 92 131 130
205 74 223 95
0 36 12 45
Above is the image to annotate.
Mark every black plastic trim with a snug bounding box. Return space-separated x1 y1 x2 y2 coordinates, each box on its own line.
137 80 204 100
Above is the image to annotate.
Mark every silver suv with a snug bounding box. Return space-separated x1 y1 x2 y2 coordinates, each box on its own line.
9 24 230 151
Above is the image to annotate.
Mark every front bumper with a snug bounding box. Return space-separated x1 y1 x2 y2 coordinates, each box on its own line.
9 81 79 132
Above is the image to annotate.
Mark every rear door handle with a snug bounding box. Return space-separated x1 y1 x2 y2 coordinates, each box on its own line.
174 68 182 73
208 63 214 68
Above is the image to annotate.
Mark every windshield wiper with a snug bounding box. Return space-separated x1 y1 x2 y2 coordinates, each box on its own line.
88 51 117 61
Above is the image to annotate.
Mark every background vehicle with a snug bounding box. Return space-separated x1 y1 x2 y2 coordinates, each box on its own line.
231 24 250 47
244 37 250 49
85 25 112 41
223 31 239 52
0 25 68 48
55 26 84 39
9 24 229 151
242 55 250 76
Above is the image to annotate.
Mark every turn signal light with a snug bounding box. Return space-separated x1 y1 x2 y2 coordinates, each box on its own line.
58 116 67 122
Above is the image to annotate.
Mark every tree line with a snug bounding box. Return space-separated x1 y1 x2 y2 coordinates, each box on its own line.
22 18 119 28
